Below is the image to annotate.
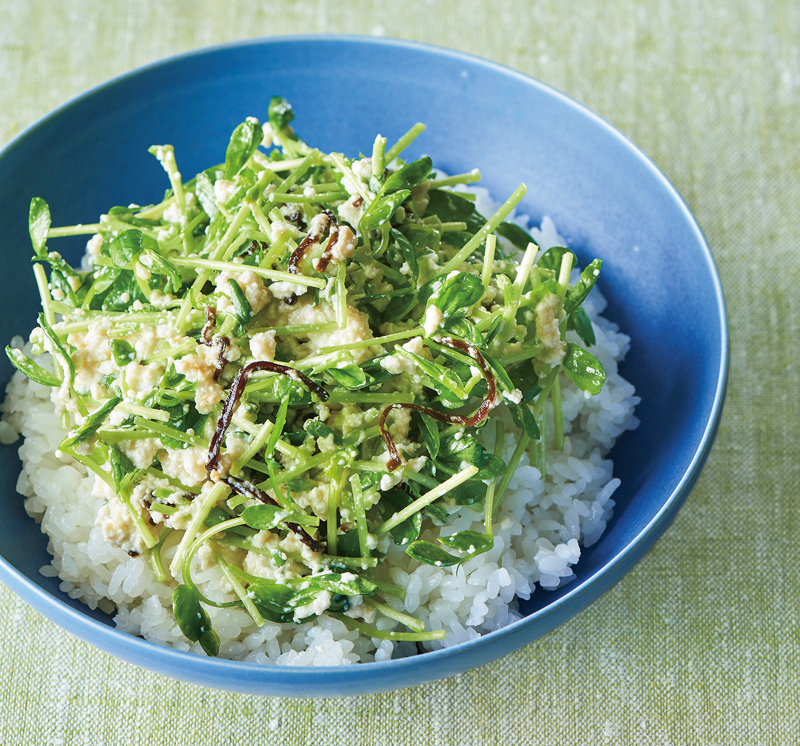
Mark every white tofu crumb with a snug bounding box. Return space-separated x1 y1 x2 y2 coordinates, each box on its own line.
329 225 357 263
423 305 444 337
351 158 372 180
86 234 103 256
268 281 307 300
338 195 365 229
502 388 524 404
162 202 182 223
214 179 237 204
216 270 270 315
293 590 332 621
250 330 276 362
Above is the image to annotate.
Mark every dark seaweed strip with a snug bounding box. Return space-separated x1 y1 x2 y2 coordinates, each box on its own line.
200 306 228 380
284 210 337 304
206 360 329 472
287 210 336 274
220 474 324 553
212 337 230 381
313 220 338 274
202 306 217 346
379 338 497 471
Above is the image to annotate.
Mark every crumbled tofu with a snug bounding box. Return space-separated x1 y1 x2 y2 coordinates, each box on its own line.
215 270 270 316
250 330 276 362
329 225 357 263
66 318 114 396
535 292 567 366
379 335 425 376
94 480 146 556
292 485 329 519
502 388 524 404
158 445 210 486
268 281 307 300
214 179 237 204
162 202 182 223
306 306 374 364
269 220 293 243
351 158 372 180
344 601 377 624
423 305 444 337
174 352 226 414
124 360 162 396
86 234 103 256
338 195 364 229
294 590 332 621
119 436 161 470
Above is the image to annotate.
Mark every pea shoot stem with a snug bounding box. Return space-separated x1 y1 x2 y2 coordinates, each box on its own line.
374 465 478 537
438 183 526 276
385 122 426 163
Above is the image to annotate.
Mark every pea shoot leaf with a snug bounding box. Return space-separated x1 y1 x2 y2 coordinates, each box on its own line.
509 401 540 440
109 339 136 367
426 272 483 319
391 228 419 282
405 540 461 567
143 248 182 294
248 581 295 623
5 346 60 387
327 364 367 390
241 504 317 530
268 96 294 133
28 197 50 259
106 444 135 492
496 221 536 252
382 156 432 194
225 118 264 180
38 313 75 386
360 190 411 233
441 316 484 348
226 277 252 326
567 306 596 347
377 487 422 545
172 585 219 655
109 229 144 267
413 410 440 459
60 396 121 449
439 529 493 554
562 343 605 395
425 189 485 233
564 259 602 314
194 171 219 220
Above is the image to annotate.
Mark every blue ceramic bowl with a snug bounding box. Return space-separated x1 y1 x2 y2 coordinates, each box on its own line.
0 36 727 696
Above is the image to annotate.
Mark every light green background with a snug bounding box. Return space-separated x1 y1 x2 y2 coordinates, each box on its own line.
1 1 797 743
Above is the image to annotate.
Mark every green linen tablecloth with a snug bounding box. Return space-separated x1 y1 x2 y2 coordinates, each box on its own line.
0 1 796 743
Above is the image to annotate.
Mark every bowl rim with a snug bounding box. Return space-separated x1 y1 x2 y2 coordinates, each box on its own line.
0 33 729 696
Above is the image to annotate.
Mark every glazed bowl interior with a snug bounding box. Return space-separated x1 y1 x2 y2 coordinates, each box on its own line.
0 36 727 697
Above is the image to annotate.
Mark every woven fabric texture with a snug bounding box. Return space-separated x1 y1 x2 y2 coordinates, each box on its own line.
0 1 797 743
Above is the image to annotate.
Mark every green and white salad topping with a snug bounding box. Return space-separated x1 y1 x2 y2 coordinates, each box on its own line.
7 98 607 655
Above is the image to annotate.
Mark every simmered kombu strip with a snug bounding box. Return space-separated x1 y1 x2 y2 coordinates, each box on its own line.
379 337 498 471
201 306 230 380
206 361 329 473
284 210 337 304
220 474 324 553
201 306 217 345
